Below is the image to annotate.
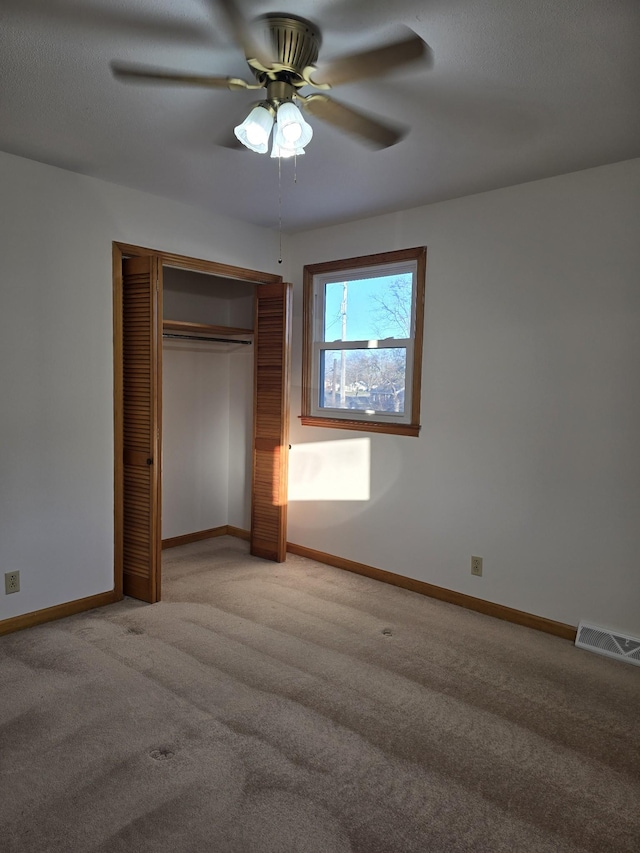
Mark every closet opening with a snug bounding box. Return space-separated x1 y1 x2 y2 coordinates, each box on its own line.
113 243 292 604
161 267 256 554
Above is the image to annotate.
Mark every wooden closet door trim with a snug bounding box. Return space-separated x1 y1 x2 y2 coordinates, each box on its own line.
120 254 162 603
114 242 283 285
114 241 289 600
113 244 124 599
251 282 292 562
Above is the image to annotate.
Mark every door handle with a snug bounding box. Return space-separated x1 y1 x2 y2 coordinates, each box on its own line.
146 458 153 465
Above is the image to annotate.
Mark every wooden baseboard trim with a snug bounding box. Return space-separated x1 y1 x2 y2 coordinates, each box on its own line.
162 525 250 549
0 589 122 637
286 543 577 641
227 525 250 541
162 526 229 549
2 539 576 641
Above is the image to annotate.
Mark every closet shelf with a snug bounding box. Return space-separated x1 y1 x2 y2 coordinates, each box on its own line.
163 319 253 347
163 320 253 336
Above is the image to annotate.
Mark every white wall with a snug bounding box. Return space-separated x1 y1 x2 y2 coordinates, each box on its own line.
287 158 640 637
162 343 230 539
227 291 256 529
0 151 280 620
162 271 234 326
227 346 255 529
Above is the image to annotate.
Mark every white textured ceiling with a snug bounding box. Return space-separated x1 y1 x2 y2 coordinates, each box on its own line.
1 0 639 232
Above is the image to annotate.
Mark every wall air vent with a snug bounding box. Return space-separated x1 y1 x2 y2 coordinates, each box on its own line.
575 621 640 667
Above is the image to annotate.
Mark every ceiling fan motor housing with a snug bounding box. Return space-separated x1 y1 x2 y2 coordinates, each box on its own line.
255 14 321 77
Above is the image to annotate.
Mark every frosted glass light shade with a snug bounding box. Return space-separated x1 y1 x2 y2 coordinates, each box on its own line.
270 139 305 159
274 102 313 151
234 105 274 153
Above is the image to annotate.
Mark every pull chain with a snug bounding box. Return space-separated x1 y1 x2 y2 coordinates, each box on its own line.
278 155 282 264
277 154 300 264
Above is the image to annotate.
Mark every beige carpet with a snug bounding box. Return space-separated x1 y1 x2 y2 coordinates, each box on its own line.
1 536 638 852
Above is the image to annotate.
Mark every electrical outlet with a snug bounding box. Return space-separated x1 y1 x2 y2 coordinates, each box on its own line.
471 556 483 577
5 571 20 594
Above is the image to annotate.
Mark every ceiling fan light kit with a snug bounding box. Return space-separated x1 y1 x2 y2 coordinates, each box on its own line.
235 95 313 156
274 101 312 146
234 103 275 153
111 3 432 155
270 120 309 157
270 141 305 159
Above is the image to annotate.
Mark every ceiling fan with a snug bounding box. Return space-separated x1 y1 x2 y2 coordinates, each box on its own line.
111 0 433 156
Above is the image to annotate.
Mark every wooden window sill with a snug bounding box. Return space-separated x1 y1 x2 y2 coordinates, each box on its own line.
299 415 420 437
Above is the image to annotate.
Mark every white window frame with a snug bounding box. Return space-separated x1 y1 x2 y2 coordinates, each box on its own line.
302 248 426 437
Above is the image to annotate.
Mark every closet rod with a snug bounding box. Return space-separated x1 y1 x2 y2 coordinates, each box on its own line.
163 333 252 345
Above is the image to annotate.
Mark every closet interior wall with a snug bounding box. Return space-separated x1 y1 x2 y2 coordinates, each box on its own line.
162 268 255 541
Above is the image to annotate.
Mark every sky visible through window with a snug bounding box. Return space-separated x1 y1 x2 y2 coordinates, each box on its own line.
323 273 412 342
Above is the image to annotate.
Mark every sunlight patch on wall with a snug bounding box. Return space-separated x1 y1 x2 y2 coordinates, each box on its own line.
289 438 370 501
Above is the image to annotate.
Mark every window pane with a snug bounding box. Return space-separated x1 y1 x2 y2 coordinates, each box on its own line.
319 348 407 414
323 274 413 342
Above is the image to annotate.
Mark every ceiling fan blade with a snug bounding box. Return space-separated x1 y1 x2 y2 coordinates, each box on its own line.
301 94 405 149
207 0 276 69
110 63 258 91
310 29 432 88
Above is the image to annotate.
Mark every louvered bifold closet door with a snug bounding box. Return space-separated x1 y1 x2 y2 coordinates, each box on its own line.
251 282 292 561
122 255 162 602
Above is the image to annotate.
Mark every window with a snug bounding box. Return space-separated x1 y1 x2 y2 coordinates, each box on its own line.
302 247 426 437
